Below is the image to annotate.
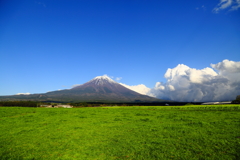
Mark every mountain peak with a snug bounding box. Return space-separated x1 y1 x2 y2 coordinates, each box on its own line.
0 74 164 103
94 75 112 80
90 75 116 85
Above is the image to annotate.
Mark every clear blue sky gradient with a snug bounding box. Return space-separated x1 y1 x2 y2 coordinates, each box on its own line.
1 0 240 95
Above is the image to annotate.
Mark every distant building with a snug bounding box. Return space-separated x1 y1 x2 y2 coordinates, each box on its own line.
40 105 52 108
201 101 231 105
40 104 73 108
54 105 73 108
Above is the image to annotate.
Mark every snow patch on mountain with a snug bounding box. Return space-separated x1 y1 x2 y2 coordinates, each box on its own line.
91 74 116 85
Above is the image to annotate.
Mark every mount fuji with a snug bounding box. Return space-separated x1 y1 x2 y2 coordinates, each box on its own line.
0 75 164 103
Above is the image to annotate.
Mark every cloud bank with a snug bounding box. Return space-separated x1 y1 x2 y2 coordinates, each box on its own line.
120 83 151 95
124 60 240 102
69 61 239 102
213 0 240 13
16 93 31 95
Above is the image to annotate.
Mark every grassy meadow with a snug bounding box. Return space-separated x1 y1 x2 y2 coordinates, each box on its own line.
0 105 240 160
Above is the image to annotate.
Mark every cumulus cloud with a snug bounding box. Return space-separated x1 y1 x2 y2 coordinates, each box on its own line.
148 59 240 102
120 83 151 95
213 0 240 13
16 93 31 95
211 60 240 82
68 61 239 102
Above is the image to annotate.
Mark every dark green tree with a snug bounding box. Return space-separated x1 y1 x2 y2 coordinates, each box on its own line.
231 95 240 104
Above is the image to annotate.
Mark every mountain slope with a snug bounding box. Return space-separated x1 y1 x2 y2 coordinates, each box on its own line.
0 75 165 103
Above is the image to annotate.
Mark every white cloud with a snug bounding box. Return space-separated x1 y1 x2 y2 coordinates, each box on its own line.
120 83 151 95
67 61 240 102
231 0 240 10
211 59 240 73
116 77 122 81
72 84 81 88
148 59 240 102
16 93 31 95
213 0 240 13
211 59 240 83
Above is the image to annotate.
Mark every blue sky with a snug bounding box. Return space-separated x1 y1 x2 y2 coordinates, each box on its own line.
0 0 240 96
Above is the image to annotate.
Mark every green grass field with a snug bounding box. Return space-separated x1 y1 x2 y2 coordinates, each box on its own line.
0 105 240 160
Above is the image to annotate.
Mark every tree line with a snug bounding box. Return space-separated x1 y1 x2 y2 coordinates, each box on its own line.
0 101 39 107
0 96 239 107
232 95 240 104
